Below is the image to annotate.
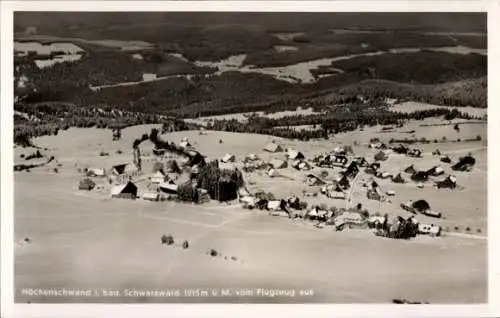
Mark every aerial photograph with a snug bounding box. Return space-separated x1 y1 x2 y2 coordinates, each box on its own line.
13 12 487 304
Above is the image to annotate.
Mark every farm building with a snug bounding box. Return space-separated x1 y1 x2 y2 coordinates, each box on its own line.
286 149 305 160
269 159 287 169
150 171 166 184
159 182 178 194
86 167 106 177
264 142 283 153
78 178 96 191
221 153 236 163
142 192 160 201
435 175 457 189
111 181 138 199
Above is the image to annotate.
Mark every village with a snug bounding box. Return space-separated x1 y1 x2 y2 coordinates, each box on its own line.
14 113 487 303
70 124 480 239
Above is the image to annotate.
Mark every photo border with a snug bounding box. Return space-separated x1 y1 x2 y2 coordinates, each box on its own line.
1 1 499 317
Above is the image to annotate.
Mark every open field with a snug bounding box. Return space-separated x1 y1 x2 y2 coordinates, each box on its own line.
14 119 487 303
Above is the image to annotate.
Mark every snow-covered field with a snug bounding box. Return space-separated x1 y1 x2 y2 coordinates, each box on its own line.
14 118 487 303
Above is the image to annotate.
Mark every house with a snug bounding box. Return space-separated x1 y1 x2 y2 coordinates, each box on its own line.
392 144 408 154
407 149 422 158
159 182 178 194
264 142 283 153
426 166 444 177
142 192 160 201
165 160 181 173
267 200 286 211
292 160 311 171
343 162 359 179
197 188 211 204
418 223 442 237
179 140 192 149
86 167 106 177
367 188 383 201
150 171 166 184
132 53 143 60
221 153 236 163
435 175 457 189
336 175 350 189
376 171 392 179
78 178 96 191
286 149 305 160
111 181 138 199
353 156 369 167
186 152 205 167
152 148 166 156
269 159 287 169
112 163 137 176
404 164 416 174
392 173 406 184
244 154 259 162
333 155 348 166
411 171 429 182
219 162 237 171
322 184 346 200
452 155 476 171
306 174 325 186
440 155 452 164
364 162 381 175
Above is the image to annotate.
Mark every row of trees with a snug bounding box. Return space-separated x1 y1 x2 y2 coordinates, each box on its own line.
205 107 480 141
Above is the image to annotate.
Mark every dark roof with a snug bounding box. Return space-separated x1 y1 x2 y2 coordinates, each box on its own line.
412 199 430 211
